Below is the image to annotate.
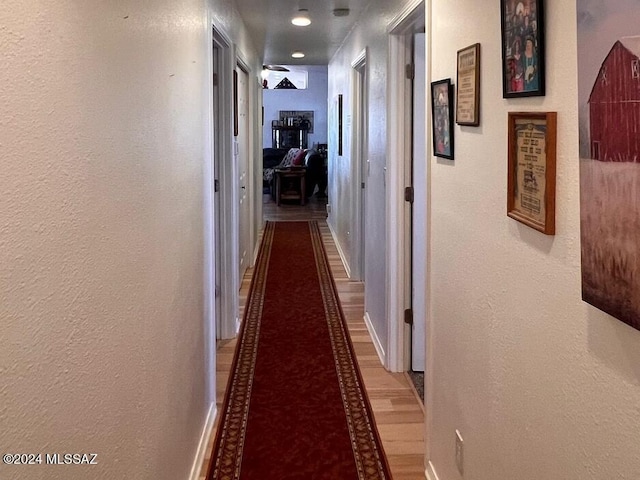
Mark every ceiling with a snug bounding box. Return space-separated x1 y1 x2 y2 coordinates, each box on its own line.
233 0 372 66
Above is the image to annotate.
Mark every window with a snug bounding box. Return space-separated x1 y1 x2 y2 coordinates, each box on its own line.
600 66 608 86
263 70 308 89
632 60 640 79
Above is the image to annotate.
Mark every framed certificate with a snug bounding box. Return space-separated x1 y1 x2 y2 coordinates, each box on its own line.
456 43 480 126
507 112 557 234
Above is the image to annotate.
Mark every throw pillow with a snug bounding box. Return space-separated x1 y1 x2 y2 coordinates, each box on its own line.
292 149 307 166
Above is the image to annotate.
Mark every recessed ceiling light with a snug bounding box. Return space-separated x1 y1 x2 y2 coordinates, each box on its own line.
291 51 305 59
291 9 311 26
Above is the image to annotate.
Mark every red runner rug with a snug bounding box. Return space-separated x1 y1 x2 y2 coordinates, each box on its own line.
205 221 391 480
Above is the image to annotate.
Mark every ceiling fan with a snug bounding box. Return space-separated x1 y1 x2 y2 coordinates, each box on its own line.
262 64 290 72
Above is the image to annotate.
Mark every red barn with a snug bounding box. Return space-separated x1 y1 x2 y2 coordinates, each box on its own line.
589 37 640 162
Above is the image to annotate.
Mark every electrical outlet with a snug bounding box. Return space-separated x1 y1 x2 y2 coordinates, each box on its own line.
455 429 464 476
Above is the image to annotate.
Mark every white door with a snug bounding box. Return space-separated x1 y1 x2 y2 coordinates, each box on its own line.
213 42 222 340
236 65 250 281
411 33 427 371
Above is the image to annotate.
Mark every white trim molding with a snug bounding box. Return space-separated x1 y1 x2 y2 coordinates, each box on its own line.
189 403 217 480
364 311 386 366
425 461 440 480
328 221 352 279
388 0 425 33
385 26 413 373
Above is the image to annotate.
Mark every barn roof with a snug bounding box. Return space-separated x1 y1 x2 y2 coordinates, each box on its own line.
588 37 640 103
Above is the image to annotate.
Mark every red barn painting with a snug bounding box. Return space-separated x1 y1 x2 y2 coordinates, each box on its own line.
588 37 640 162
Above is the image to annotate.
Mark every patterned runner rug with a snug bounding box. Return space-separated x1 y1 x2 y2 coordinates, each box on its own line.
205 221 391 480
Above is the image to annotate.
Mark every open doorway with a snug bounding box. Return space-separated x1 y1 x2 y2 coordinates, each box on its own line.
351 50 368 282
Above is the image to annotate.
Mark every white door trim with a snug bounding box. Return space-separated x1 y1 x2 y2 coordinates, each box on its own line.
386 26 414 374
386 0 434 468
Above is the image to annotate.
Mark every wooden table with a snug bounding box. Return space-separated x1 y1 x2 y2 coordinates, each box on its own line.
274 167 306 206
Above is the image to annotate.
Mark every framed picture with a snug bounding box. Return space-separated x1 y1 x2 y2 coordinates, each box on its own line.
338 94 343 156
507 112 556 234
500 0 545 98
431 79 454 159
577 0 640 330
279 110 314 133
456 43 481 126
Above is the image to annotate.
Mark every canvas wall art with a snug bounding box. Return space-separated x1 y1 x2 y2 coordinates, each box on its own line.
578 0 640 331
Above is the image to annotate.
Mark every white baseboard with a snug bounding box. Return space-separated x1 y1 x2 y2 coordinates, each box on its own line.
327 221 352 278
364 311 386 366
188 403 217 480
425 461 441 480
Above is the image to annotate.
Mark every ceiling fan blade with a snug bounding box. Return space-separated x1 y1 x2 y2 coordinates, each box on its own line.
263 64 290 72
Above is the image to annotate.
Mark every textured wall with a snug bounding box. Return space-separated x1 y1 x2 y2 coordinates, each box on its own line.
428 0 640 479
0 0 211 478
328 0 416 352
263 65 328 149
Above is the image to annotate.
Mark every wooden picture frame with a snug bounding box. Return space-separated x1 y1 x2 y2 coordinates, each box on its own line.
431 79 454 160
507 112 557 234
500 0 545 98
456 43 481 126
338 94 343 156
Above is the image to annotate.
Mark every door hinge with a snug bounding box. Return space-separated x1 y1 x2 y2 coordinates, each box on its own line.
361 182 365 189
214 179 220 192
404 308 413 325
404 186 414 203
405 63 415 80
213 73 218 86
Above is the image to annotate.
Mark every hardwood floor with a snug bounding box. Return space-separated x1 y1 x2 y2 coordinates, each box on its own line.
199 195 426 479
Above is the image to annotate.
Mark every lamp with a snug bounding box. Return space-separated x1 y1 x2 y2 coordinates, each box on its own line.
291 9 311 26
291 51 305 58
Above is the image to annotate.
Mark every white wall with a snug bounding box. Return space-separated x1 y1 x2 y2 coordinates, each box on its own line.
262 65 328 149
427 0 640 479
0 1 256 479
328 0 417 355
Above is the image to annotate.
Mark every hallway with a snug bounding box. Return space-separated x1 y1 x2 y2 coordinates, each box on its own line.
199 196 425 479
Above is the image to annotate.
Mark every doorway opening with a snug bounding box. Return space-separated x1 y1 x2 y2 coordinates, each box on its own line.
351 49 368 282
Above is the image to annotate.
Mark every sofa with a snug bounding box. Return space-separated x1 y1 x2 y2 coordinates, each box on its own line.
263 147 327 199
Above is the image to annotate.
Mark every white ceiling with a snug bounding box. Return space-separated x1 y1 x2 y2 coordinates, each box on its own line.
233 0 372 66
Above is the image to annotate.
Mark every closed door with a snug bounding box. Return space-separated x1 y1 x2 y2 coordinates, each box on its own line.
236 65 250 281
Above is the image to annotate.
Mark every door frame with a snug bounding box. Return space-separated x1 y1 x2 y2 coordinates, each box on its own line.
350 48 368 282
386 0 433 472
386 0 425 373
235 58 253 283
212 27 240 342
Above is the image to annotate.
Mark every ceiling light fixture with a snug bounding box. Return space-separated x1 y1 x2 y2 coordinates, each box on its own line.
291 9 311 26
291 51 305 59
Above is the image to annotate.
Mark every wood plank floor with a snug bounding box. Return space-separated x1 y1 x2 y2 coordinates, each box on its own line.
199 194 426 479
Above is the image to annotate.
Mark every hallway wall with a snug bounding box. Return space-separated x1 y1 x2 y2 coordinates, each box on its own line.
328 0 417 358
0 1 256 479
428 0 640 479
